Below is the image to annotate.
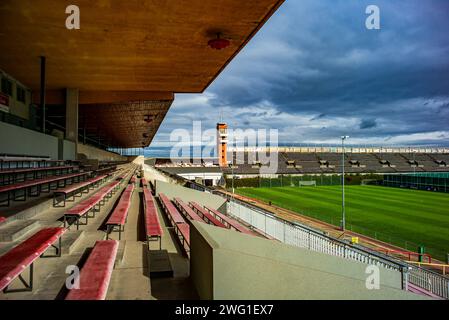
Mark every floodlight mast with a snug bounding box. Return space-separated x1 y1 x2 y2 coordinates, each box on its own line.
341 136 349 231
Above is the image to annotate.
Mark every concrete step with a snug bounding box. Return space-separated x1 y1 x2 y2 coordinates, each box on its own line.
148 249 174 278
61 230 84 255
0 219 40 242
115 240 127 267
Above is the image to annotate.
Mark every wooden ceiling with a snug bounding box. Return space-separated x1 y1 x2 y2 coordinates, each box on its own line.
0 0 284 147
79 100 172 148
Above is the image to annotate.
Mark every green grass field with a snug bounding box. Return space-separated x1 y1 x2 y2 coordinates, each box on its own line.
235 185 449 260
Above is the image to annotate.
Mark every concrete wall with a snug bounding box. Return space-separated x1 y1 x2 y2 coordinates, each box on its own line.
62 140 76 160
77 143 127 162
155 180 226 210
0 121 59 159
190 222 429 300
177 172 223 186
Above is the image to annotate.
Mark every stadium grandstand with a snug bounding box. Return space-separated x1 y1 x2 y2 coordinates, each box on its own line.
0 1 448 303
222 147 449 176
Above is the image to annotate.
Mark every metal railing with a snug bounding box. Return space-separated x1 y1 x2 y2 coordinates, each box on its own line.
224 195 449 299
151 166 449 300
409 265 449 299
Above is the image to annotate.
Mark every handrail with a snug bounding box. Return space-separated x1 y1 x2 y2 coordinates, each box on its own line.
407 261 448 275
227 195 408 271
150 165 449 299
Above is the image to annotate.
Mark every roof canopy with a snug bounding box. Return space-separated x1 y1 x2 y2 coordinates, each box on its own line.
0 0 283 147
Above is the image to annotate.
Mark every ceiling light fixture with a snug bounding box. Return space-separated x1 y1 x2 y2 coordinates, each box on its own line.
208 33 230 50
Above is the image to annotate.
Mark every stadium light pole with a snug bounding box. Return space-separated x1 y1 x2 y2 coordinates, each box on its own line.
228 162 235 195
341 135 349 231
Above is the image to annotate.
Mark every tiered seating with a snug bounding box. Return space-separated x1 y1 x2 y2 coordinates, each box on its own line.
53 174 108 207
173 198 203 222
65 240 118 300
95 166 116 176
158 193 190 254
64 180 120 230
0 227 66 293
0 157 62 170
159 193 185 225
143 188 163 249
176 223 190 254
141 178 148 187
105 184 134 240
0 171 91 207
189 202 227 228
129 176 137 185
0 165 77 185
203 206 255 236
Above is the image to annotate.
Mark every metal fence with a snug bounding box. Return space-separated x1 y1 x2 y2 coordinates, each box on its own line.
165 169 449 300
225 196 449 299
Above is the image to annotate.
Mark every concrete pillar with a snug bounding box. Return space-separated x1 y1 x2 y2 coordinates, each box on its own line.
65 88 79 149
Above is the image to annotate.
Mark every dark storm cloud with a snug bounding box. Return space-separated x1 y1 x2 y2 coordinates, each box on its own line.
151 0 449 148
359 119 377 130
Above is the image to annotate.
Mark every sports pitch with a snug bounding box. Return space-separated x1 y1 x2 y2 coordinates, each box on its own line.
235 185 449 260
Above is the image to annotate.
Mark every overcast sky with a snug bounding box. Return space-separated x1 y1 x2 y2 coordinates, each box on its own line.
148 0 449 154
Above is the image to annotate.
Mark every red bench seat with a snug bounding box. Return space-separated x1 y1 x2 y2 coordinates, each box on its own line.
0 171 91 207
141 178 148 187
65 240 118 300
174 198 203 223
0 165 74 175
159 193 185 225
0 227 66 292
53 174 108 207
105 184 134 240
189 202 227 228
0 171 88 193
64 180 120 229
204 206 255 235
176 223 190 252
143 189 163 249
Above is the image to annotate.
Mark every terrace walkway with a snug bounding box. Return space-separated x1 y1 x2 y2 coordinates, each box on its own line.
0 166 197 300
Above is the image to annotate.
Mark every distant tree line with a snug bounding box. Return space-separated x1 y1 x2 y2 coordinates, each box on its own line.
225 173 383 189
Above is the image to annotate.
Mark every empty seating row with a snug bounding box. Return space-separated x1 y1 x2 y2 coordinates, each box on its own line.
158 193 190 254
176 223 190 255
189 202 227 228
173 197 203 223
0 171 91 207
105 183 135 240
159 193 186 225
64 180 121 230
143 188 163 249
0 165 77 185
0 158 65 170
65 240 118 300
116 171 131 181
53 174 108 207
94 166 116 175
141 177 148 187
203 206 255 236
0 227 66 293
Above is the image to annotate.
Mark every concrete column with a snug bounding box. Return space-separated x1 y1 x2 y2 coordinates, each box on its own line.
65 88 79 149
